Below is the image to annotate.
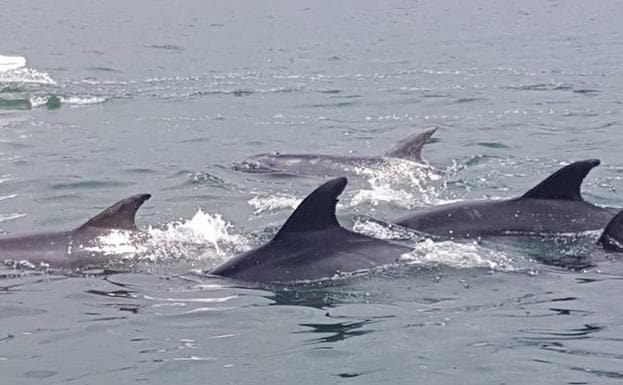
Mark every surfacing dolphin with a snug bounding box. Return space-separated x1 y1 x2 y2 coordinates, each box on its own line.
0 194 150 269
209 177 412 283
599 208 623 252
395 159 617 238
232 127 437 176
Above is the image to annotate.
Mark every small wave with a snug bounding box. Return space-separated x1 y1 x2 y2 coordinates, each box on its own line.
61 96 107 105
0 213 26 223
0 194 17 202
185 87 298 98
504 82 572 92
50 179 132 190
29 95 106 109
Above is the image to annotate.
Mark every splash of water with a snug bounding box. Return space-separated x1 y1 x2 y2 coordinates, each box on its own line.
350 159 446 208
0 55 26 72
81 210 250 267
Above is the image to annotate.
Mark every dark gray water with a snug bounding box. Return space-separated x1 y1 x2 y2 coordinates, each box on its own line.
2 0 623 383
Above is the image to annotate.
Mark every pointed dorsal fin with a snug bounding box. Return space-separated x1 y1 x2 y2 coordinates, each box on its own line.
519 159 600 201
384 127 437 162
599 209 623 252
77 194 151 231
273 177 347 240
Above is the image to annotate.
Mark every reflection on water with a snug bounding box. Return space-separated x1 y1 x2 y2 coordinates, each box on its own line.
297 319 377 344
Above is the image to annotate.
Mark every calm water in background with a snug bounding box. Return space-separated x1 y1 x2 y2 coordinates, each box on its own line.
2 0 623 384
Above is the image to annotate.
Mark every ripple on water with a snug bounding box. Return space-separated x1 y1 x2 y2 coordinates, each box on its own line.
49 179 135 190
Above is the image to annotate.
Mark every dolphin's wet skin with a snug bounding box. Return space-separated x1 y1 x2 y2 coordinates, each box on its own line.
3 0 623 383
232 127 437 176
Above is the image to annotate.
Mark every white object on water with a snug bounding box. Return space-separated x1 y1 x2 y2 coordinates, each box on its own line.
0 55 27 72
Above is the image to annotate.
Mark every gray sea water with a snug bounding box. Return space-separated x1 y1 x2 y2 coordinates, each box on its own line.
2 0 623 383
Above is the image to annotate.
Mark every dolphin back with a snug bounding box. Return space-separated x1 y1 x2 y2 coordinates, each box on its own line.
384 127 437 162
519 159 600 201
77 194 151 231
599 209 623 252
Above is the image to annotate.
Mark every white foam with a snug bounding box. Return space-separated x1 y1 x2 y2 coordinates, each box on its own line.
28 96 48 108
76 210 249 266
61 96 107 105
400 238 520 271
27 96 107 109
248 193 301 215
350 159 444 208
0 55 26 72
353 218 416 240
0 67 56 85
142 210 250 264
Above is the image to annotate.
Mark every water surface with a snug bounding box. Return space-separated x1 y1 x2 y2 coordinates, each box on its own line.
1 0 623 383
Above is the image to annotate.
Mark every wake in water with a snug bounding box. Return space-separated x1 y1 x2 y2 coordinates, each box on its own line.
0 53 107 110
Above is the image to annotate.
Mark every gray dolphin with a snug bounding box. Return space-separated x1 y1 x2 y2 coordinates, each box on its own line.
232 127 437 176
0 194 151 269
395 159 617 238
599 208 623 252
209 177 411 283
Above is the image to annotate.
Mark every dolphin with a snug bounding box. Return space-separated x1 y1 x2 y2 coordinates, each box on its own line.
394 159 617 238
232 127 437 176
598 208 623 252
209 177 412 283
0 194 150 269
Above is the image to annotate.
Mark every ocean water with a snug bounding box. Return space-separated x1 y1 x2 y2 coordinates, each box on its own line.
2 0 623 383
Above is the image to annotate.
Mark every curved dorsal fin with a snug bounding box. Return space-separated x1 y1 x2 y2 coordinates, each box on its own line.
385 127 437 161
77 194 151 231
273 177 347 240
519 159 600 201
599 209 623 252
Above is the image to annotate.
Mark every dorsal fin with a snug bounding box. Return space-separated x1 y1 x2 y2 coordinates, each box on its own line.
273 178 347 240
384 127 437 161
77 194 151 231
519 159 600 201
599 209 623 252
